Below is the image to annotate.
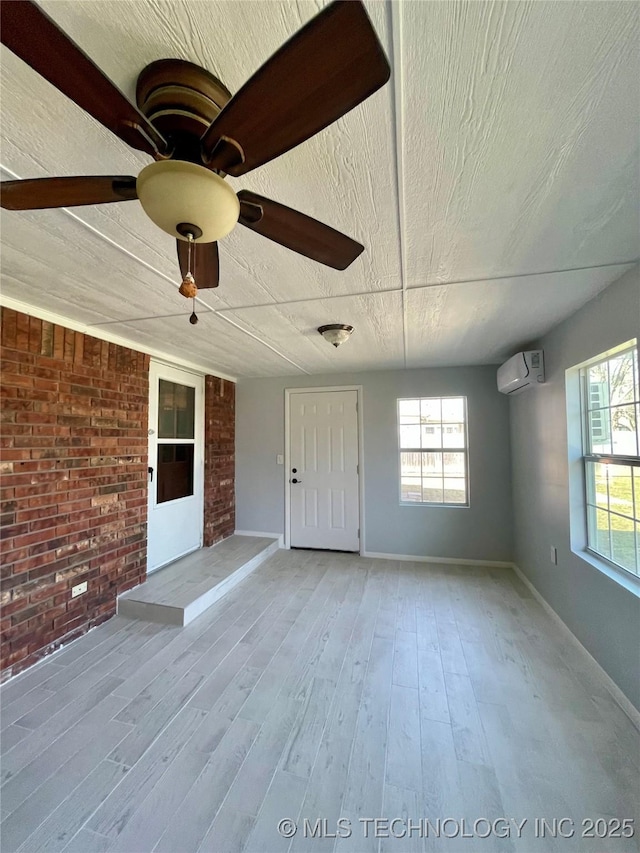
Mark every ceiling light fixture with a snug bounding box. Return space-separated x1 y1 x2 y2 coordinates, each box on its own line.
318 324 354 348
136 160 240 243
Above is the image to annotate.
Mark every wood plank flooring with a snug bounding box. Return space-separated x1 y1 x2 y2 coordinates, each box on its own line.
1 551 638 853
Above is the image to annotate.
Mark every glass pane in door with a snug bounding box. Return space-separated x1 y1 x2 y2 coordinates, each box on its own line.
157 444 194 503
156 378 195 504
158 380 195 439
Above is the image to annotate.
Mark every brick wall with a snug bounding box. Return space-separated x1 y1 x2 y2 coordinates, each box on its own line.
1 308 149 679
204 376 235 545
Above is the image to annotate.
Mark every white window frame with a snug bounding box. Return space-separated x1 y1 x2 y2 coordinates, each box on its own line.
397 396 469 507
579 341 639 578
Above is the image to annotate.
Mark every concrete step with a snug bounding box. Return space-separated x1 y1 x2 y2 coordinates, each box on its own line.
117 535 279 626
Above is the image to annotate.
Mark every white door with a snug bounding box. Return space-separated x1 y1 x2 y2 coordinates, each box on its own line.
147 362 204 573
288 389 360 551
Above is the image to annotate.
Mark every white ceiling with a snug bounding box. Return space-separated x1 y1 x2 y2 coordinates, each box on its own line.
1 0 638 379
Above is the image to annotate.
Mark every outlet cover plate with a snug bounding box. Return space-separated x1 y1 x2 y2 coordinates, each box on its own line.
72 581 88 598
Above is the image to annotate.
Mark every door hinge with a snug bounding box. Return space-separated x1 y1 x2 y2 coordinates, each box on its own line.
357 528 360 538
356 464 359 474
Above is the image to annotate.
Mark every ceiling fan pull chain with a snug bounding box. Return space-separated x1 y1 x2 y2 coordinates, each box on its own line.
178 232 198 300
186 235 199 323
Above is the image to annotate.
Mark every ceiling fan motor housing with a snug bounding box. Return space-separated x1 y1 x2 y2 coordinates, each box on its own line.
136 59 232 161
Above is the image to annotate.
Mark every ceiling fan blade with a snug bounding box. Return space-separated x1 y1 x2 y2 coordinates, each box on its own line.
177 240 220 289
238 191 364 270
0 176 138 210
201 0 390 176
0 0 169 157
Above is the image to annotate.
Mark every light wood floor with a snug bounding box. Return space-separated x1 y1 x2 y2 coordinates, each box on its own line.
1 550 638 853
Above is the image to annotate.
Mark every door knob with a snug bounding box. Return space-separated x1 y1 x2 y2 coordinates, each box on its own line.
291 478 302 484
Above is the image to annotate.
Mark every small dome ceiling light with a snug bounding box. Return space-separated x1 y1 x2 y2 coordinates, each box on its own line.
318 324 354 348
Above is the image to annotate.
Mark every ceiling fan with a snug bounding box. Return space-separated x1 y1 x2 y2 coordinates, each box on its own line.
0 0 390 297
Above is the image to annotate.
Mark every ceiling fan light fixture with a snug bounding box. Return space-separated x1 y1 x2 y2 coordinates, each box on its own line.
136 160 239 243
318 324 354 348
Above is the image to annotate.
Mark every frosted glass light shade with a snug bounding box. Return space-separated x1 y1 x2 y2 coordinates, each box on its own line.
137 160 240 243
318 324 354 347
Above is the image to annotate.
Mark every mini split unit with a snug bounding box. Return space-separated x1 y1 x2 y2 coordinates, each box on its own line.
497 350 545 395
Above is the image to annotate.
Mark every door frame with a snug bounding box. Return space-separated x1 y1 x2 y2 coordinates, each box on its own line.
284 385 364 553
147 359 205 573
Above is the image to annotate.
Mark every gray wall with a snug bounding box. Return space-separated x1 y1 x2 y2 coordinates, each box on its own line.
510 265 640 710
236 366 513 562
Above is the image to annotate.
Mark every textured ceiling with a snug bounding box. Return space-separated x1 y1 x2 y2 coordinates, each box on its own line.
1 0 638 379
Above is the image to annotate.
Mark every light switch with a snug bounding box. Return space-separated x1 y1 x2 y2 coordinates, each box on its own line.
276 454 284 465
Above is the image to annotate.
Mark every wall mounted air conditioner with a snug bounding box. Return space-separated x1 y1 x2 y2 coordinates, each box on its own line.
497 350 545 395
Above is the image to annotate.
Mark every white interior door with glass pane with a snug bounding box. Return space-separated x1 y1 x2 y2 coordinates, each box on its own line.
147 361 204 573
288 389 360 551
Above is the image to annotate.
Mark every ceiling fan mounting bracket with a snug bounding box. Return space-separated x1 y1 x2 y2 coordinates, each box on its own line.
238 201 263 225
205 135 245 171
136 59 232 143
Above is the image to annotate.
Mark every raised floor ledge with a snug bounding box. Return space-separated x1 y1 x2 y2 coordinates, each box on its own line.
117 535 279 626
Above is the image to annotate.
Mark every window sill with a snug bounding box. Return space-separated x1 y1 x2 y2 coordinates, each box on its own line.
574 548 640 598
399 502 470 509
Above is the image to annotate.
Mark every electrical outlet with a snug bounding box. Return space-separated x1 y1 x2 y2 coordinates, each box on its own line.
71 581 87 598
550 546 558 565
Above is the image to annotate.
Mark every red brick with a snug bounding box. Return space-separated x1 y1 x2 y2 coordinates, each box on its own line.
1 308 18 348
52 325 65 360
204 376 235 546
15 313 30 351
28 317 42 354
1 310 148 678
2 309 233 680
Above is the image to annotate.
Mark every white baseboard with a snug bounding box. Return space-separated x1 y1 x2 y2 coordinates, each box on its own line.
234 529 284 548
512 564 640 730
363 551 514 568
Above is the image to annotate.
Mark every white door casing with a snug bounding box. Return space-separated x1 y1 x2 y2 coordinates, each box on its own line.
287 388 360 552
147 361 204 573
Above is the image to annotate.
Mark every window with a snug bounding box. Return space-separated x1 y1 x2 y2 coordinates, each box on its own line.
398 397 468 505
156 379 196 504
580 342 639 576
